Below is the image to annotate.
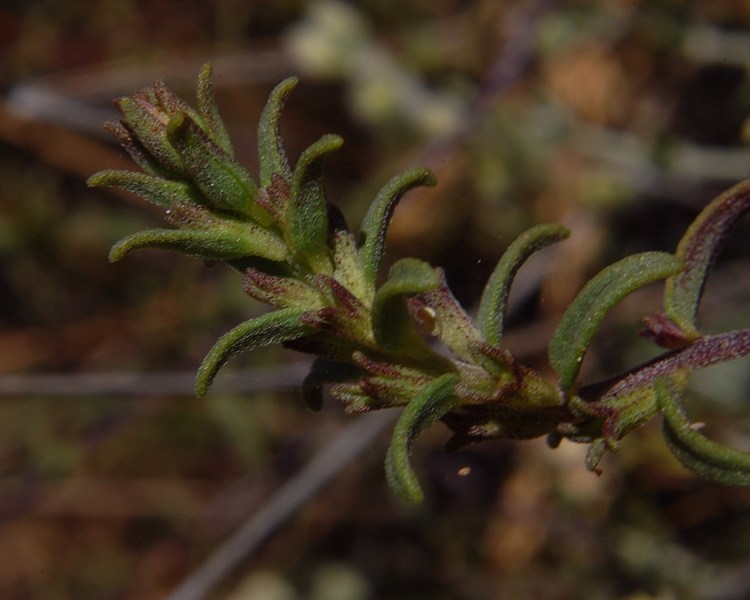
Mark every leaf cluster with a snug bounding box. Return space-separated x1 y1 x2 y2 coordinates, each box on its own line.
91 65 750 503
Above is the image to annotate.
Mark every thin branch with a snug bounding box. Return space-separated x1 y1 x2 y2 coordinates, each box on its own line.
164 409 397 600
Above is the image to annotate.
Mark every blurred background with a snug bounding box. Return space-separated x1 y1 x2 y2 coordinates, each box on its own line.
2 1 750 599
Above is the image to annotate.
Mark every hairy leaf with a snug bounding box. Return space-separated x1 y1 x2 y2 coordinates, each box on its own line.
358 168 437 284
371 258 441 352
196 63 235 157
88 170 200 208
657 376 750 485
665 180 750 338
385 373 460 504
478 224 570 347
258 77 297 187
109 224 288 263
196 308 317 396
549 252 683 392
288 134 343 270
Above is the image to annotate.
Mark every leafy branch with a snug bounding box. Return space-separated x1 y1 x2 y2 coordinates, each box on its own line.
90 64 750 504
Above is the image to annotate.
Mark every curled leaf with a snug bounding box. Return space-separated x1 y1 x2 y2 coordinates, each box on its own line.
88 170 200 208
665 180 750 339
196 63 234 157
657 376 750 485
258 77 297 187
357 168 437 284
109 222 288 263
478 224 570 347
287 134 344 270
385 373 460 504
196 308 318 396
549 252 683 392
371 258 441 352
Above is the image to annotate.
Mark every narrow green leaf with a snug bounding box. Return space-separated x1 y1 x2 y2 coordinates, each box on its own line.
196 308 317 396
88 170 200 208
657 376 750 485
665 180 750 338
258 77 298 187
549 252 683 392
167 112 259 218
357 168 437 284
197 63 235 157
287 134 343 270
371 258 441 352
109 224 288 263
478 224 570 347
385 373 460 504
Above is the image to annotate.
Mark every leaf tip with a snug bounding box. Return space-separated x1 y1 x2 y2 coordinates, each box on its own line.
87 172 107 188
194 365 212 397
108 239 130 262
385 446 425 504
